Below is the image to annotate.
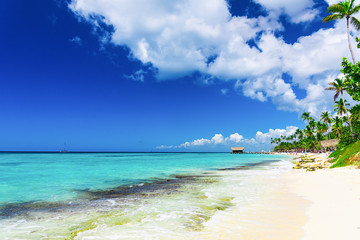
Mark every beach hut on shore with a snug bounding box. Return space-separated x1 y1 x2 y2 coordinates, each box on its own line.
231 147 245 154
320 139 339 151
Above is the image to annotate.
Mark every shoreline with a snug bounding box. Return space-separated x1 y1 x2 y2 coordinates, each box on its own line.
1 154 360 239
270 153 360 239
197 154 360 239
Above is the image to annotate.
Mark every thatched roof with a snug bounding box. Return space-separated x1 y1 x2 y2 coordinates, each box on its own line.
320 139 339 148
231 147 245 151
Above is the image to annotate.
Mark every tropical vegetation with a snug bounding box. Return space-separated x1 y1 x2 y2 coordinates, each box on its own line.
271 0 360 167
323 0 360 63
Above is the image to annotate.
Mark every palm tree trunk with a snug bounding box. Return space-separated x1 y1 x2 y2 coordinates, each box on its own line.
328 123 331 139
347 17 356 64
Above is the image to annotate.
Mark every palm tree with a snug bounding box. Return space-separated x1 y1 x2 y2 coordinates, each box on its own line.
334 116 344 125
331 122 342 138
317 121 328 137
323 0 360 64
304 125 319 150
301 112 313 125
298 129 304 141
295 128 302 140
326 78 353 132
332 116 344 138
320 111 333 139
326 78 348 101
334 98 352 131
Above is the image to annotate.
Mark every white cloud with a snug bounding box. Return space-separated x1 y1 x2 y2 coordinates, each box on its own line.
69 0 360 116
255 126 298 144
156 126 297 151
211 134 225 144
253 0 318 23
124 69 146 82
229 133 244 143
191 138 212 146
69 36 82 45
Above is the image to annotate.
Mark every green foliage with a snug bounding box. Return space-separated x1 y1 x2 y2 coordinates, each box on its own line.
341 57 360 101
350 104 360 121
338 121 360 148
323 0 360 27
330 140 360 168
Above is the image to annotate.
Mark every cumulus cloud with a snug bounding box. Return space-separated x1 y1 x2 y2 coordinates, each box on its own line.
68 0 360 116
255 126 298 144
253 0 318 23
158 132 243 149
156 126 297 151
229 133 244 143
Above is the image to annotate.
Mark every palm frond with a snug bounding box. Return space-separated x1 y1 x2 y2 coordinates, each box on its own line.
349 0 355 11
328 3 345 12
350 4 360 14
325 86 336 90
334 91 340 101
323 13 343 23
351 16 360 31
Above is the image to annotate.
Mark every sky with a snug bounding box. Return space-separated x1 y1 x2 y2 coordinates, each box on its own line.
0 0 359 152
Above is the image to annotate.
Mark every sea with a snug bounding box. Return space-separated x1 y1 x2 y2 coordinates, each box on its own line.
0 152 293 239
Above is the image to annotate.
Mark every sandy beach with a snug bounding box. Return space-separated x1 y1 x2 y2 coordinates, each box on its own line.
195 155 360 240
288 166 360 240
2 154 360 239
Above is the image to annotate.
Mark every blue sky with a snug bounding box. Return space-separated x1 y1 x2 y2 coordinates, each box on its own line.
0 0 358 152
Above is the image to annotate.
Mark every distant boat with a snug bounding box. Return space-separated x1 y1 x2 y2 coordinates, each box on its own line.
60 142 68 153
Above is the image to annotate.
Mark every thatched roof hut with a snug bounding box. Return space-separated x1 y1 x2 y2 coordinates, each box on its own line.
231 147 245 154
320 139 339 148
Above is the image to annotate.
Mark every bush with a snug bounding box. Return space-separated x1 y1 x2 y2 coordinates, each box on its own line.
338 121 360 148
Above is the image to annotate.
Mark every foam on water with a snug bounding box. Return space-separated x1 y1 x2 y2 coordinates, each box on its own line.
0 153 293 239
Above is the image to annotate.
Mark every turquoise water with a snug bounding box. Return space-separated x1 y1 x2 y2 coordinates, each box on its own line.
0 153 284 205
0 153 293 239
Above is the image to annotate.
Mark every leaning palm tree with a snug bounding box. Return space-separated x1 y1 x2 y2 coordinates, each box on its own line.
334 98 352 131
326 78 348 101
323 0 360 63
326 78 353 132
320 111 333 139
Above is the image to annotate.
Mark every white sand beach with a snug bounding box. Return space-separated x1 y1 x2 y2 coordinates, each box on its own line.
288 166 360 240
196 156 360 240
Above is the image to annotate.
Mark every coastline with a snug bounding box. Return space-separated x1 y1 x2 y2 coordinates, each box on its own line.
196 154 360 239
287 164 360 240
1 153 360 239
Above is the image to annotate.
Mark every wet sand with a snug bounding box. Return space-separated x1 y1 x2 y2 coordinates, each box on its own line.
196 158 360 240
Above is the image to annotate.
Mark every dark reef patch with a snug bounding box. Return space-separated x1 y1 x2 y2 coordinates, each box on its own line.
0 174 219 219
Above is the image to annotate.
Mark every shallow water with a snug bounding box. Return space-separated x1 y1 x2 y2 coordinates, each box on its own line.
0 153 292 239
